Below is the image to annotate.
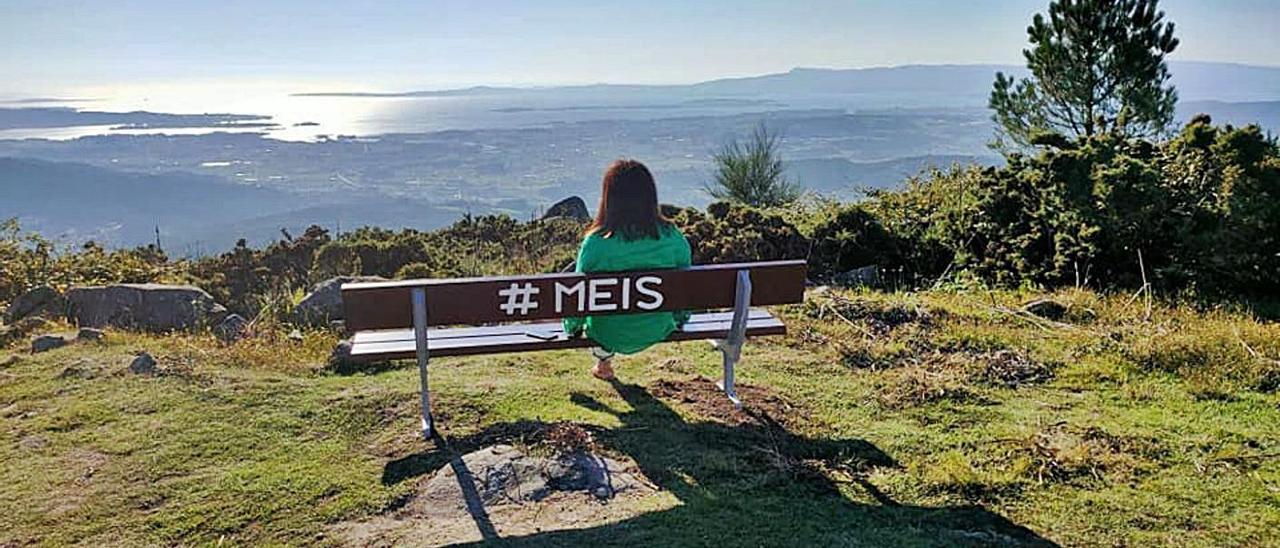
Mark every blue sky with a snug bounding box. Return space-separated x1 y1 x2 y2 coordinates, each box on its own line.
2 0 1277 92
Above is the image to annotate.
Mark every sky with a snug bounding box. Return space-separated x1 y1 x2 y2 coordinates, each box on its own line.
2 0 1278 94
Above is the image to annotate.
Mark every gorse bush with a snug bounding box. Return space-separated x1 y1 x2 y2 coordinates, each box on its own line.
862 116 1279 296
669 202 809 264
0 219 172 306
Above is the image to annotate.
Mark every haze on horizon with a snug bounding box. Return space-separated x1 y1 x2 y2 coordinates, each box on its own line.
3 0 1279 95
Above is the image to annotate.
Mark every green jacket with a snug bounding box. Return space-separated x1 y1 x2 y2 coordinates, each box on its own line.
563 224 692 354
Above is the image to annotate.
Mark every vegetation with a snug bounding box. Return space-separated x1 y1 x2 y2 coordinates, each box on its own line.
3 113 1276 313
705 123 801 208
990 0 1180 147
2 288 1277 545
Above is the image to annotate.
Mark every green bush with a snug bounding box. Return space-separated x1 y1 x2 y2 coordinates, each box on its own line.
670 201 808 264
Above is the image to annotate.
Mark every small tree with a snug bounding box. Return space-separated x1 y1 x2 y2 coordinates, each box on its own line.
706 124 801 207
990 0 1180 147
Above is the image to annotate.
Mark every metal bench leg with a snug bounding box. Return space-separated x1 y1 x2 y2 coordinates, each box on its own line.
411 287 434 439
716 269 752 408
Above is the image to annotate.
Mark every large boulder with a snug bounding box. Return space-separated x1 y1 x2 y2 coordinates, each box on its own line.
65 284 228 332
293 276 385 326
4 286 66 323
540 196 591 222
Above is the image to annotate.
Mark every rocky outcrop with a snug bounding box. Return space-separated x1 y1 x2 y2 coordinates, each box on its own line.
213 314 249 343
540 196 591 222
31 334 68 353
128 352 157 375
65 284 228 332
419 445 646 508
293 276 385 326
76 328 105 342
4 286 65 323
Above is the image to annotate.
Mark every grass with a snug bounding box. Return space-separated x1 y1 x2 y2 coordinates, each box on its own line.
1 288 1278 546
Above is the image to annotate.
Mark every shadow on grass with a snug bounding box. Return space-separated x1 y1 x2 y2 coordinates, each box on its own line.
382 380 1055 547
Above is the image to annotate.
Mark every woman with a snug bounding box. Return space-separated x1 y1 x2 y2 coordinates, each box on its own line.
564 159 692 380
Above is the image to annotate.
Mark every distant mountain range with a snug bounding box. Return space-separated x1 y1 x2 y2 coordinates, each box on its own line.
297 61 1280 104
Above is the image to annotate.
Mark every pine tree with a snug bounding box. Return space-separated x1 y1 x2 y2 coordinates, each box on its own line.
990 0 1179 147
705 124 800 207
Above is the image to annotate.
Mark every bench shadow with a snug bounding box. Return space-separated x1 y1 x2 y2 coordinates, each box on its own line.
380 381 1056 547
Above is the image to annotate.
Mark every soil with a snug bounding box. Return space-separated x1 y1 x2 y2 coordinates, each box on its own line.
649 375 798 427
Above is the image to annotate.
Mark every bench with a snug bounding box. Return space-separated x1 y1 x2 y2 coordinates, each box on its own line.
341 259 807 438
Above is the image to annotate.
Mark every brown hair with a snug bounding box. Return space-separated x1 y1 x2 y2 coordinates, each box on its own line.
587 159 670 240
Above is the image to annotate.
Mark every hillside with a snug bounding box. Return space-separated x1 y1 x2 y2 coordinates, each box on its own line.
2 288 1277 545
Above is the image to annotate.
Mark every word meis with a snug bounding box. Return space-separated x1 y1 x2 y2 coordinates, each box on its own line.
495 276 666 316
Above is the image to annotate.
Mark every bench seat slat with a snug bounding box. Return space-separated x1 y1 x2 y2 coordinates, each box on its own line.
348 309 785 360
350 309 778 345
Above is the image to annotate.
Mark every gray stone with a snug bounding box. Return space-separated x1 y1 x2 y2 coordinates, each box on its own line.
417 445 645 512
31 334 67 353
59 359 100 379
1022 298 1068 321
128 352 157 375
540 196 591 222
76 327 105 342
293 276 385 326
327 340 354 368
213 313 250 343
834 265 881 287
4 286 66 323
0 316 51 347
65 284 228 332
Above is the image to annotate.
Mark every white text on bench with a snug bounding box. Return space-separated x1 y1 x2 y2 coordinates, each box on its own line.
538 276 665 315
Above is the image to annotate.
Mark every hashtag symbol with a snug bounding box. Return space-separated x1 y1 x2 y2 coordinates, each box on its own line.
498 282 540 316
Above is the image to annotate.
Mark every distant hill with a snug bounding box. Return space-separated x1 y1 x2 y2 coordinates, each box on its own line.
0 157 533 252
300 61 1280 105
0 157 302 247
787 155 1001 197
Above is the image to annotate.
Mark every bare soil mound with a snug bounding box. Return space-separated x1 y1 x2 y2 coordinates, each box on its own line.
649 375 798 426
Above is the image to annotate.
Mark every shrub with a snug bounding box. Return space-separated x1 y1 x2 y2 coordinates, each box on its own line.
705 124 801 207
671 202 808 263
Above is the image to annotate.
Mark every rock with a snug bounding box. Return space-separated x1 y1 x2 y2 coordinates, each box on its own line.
328 340 355 368
76 327 105 342
65 284 228 332
418 445 644 511
58 359 100 379
287 329 304 343
0 316 51 347
213 314 250 343
540 196 591 222
1021 298 1068 321
833 265 881 287
128 352 157 375
293 276 385 326
31 334 68 353
3 286 66 323
328 319 346 334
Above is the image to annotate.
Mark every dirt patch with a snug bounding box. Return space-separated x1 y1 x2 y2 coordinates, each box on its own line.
979 350 1054 388
806 294 940 336
649 376 798 426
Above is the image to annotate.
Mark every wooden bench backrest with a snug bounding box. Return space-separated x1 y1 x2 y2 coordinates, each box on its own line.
342 260 807 331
